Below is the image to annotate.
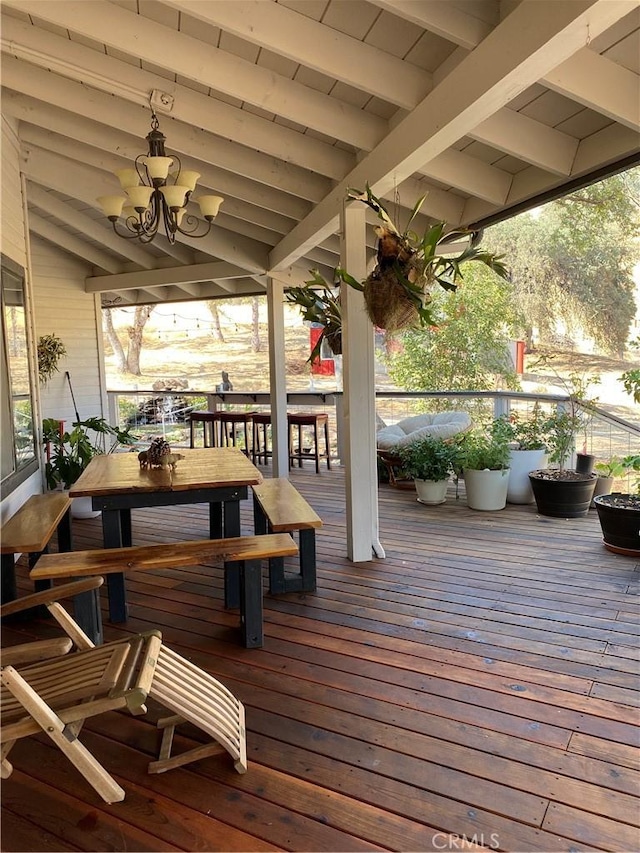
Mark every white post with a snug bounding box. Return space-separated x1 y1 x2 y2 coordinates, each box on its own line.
266 276 288 477
341 202 385 561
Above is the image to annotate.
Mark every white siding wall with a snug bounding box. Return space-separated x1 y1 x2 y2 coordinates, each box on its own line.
1 118 27 268
1 116 40 520
31 237 107 425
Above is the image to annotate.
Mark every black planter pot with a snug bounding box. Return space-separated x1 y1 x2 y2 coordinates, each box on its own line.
593 493 640 556
529 470 597 518
575 452 596 475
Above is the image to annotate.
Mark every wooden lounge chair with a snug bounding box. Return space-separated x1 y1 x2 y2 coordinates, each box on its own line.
1 579 247 804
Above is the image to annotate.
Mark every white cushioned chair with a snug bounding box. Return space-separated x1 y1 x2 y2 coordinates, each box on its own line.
376 411 472 451
377 411 472 487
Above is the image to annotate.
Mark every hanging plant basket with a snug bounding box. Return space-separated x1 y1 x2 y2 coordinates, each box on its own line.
363 269 422 332
323 326 342 355
37 333 67 384
337 184 509 334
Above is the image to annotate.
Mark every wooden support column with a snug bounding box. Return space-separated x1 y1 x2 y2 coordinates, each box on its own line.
266 276 288 477
341 202 385 562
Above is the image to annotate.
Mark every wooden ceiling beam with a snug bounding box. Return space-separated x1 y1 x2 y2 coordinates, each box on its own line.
86 262 257 294
4 0 385 150
1 15 353 180
269 0 634 269
29 213 122 274
543 48 640 131
368 0 493 49
1 60 326 207
162 0 430 109
26 181 155 271
471 110 578 176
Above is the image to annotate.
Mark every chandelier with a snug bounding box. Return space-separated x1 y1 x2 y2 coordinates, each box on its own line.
97 111 223 245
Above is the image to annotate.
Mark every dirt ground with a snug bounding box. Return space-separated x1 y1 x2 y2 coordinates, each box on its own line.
103 307 639 424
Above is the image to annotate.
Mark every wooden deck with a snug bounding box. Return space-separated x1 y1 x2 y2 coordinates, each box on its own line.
2 465 639 853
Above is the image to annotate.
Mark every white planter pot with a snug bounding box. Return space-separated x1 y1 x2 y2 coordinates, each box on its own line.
507 449 548 504
591 474 613 507
415 478 448 505
71 496 101 519
463 468 510 511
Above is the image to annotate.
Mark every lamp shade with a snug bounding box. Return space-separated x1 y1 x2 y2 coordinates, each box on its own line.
171 170 200 192
97 195 126 218
114 168 140 190
159 185 189 209
197 195 224 219
125 185 154 210
143 156 173 180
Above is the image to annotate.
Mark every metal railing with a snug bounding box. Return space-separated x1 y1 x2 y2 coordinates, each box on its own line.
107 387 638 487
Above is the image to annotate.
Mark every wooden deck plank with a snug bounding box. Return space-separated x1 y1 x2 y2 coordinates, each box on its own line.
2 467 637 853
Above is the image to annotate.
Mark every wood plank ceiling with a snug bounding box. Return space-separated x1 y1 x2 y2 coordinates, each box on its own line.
2 0 639 307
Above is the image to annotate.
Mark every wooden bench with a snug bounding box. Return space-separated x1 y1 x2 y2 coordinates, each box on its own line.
31 533 298 648
1 492 73 603
252 478 322 594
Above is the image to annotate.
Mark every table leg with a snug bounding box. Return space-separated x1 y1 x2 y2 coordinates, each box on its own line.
209 503 223 539
240 559 263 648
102 509 128 623
57 507 73 552
223 500 241 538
73 588 103 645
1 553 17 602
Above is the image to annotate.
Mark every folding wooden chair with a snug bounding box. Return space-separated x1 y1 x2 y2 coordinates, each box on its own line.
1 578 247 803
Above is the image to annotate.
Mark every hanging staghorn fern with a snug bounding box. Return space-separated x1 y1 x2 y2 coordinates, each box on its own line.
37 333 67 384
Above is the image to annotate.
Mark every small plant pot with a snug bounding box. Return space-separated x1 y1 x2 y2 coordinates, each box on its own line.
593 493 640 556
415 478 448 505
529 470 597 518
591 475 613 508
71 496 101 519
463 468 509 511
576 452 596 475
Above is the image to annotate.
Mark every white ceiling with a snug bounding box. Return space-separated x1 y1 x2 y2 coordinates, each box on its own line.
2 0 639 306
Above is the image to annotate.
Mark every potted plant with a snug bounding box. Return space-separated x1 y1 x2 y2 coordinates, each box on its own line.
593 455 640 556
43 416 137 517
337 184 510 333
592 456 632 506
285 270 342 361
397 436 456 505
491 405 549 504
457 429 511 511
528 404 598 518
37 333 66 384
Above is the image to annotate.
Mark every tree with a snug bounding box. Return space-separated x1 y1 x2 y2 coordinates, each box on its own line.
386 265 522 400
250 296 261 352
206 301 225 342
102 306 155 375
484 170 640 355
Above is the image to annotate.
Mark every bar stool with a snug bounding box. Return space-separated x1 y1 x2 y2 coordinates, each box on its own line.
189 411 221 448
288 412 331 473
218 411 256 457
251 412 272 465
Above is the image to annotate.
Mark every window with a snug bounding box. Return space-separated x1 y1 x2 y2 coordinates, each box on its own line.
1 254 37 493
